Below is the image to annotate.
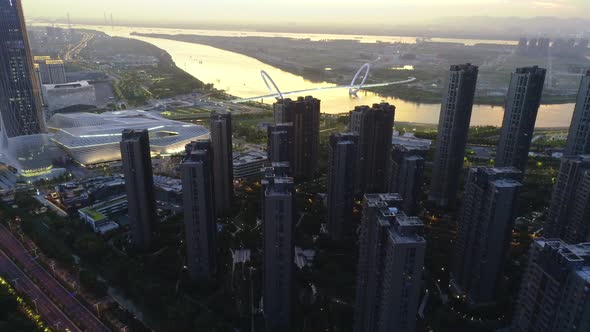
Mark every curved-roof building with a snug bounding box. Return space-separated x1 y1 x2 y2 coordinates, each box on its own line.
49 110 210 166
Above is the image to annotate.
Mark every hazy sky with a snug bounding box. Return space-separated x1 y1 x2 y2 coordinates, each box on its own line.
22 0 590 25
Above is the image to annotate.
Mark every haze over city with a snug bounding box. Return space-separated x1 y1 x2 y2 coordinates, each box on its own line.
22 0 590 29
1 0 590 331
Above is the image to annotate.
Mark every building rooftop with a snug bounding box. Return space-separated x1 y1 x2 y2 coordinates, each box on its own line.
49 110 209 166
392 133 431 150
536 239 590 282
233 150 268 166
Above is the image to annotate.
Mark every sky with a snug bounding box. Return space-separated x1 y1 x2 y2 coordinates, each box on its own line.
21 0 590 25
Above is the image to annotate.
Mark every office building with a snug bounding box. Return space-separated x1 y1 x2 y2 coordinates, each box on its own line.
35 58 67 85
349 103 395 193
267 123 293 167
565 70 590 156
0 0 45 138
120 129 157 250
496 66 546 172
262 166 295 331
452 167 522 304
512 239 590 332
182 141 217 280
354 194 426 332
429 64 479 208
210 112 233 211
390 145 427 215
273 96 320 179
544 155 590 243
327 132 358 240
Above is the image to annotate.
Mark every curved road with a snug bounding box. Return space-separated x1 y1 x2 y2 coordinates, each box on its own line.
232 77 416 103
0 224 110 332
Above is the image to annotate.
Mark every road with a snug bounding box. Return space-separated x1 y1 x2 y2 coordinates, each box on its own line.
64 32 95 61
0 224 110 332
0 251 80 332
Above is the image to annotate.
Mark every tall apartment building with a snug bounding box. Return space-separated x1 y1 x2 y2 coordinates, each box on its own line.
182 141 217 280
210 112 233 211
565 70 590 156
273 96 320 179
349 103 395 193
390 145 427 215
544 155 590 243
512 239 590 332
429 64 479 208
267 123 293 167
34 57 67 84
262 166 295 331
452 167 522 304
120 129 157 250
496 66 546 172
0 0 45 138
327 132 358 240
354 194 426 332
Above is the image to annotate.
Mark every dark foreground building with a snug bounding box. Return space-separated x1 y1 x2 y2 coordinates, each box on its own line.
429 64 479 208
452 167 522 304
327 132 358 240
182 141 217 280
354 194 426 332
0 0 45 138
210 112 233 211
565 70 590 156
120 129 157 250
512 239 590 332
262 166 295 331
273 96 320 179
349 103 395 193
496 66 546 172
390 145 427 215
544 155 590 243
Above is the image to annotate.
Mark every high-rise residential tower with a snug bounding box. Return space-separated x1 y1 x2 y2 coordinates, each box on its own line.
354 194 426 332
0 0 45 138
267 123 293 167
182 141 217 280
389 145 427 215
262 166 295 331
120 129 157 250
544 155 590 243
565 70 590 156
327 132 358 240
429 64 479 208
273 96 320 179
512 239 590 332
452 167 522 304
496 66 546 172
349 103 395 194
210 112 233 212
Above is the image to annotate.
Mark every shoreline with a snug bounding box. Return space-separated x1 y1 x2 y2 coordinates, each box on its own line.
131 32 578 107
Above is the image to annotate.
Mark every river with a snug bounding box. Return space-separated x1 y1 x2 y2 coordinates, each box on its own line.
71 24 576 127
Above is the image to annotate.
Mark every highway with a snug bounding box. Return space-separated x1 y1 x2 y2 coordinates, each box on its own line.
0 224 110 332
0 251 80 332
232 77 416 103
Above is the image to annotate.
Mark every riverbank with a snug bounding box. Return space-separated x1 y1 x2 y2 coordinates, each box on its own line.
131 32 579 106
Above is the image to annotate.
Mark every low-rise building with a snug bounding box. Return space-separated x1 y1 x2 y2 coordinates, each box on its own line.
233 150 268 180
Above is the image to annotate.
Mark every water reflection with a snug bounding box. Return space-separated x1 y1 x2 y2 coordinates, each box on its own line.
73 25 574 127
